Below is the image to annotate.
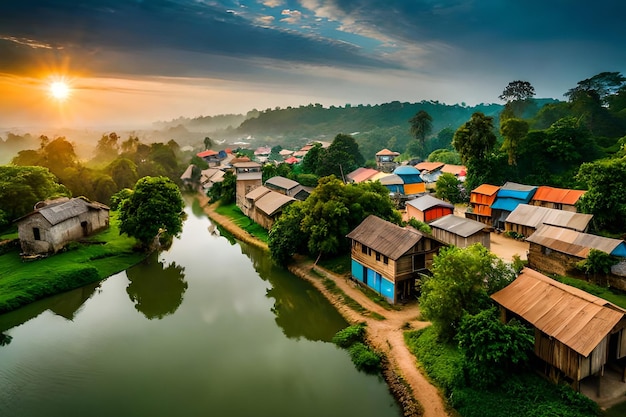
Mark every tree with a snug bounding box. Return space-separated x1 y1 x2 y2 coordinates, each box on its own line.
452 112 497 165
301 142 324 175
499 80 535 102
565 71 626 106
316 134 365 179
409 110 433 153
419 244 515 340
118 176 185 250
576 157 626 232
576 249 618 286
268 202 307 265
500 118 529 165
207 171 236 204
435 172 464 204
94 132 119 163
203 136 213 150
106 158 139 190
0 165 69 220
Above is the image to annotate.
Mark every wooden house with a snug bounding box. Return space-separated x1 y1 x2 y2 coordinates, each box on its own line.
530 186 585 212
405 194 454 223
393 166 426 195
196 149 222 167
491 268 626 391
199 168 225 191
490 182 537 230
234 161 262 212
526 224 626 287
429 214 490 249
504 204 593 237
252 191 295 230
242 186 272 218
17 197 110 255
347 215 444 303
264 176 310 200
375 149 400 172
465 183 500 226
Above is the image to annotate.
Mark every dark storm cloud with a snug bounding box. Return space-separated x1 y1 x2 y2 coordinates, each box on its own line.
0 0 395 77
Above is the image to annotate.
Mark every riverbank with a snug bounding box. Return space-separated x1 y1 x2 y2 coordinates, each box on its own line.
197 195 450 417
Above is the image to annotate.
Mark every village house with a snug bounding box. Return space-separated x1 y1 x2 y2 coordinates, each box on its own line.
405 194 454 223
16 197 110 256
393 165 426 195
428 214 490 249
504 204 593 237
234 161 262 212
241 186 271 218
346 167 379 184
491 268 626 392
249 190 295 230
526 224 626 289
264 176 311 201
490 182 537 230
375 148 400 172
199 168 225 191
346 215 444 303
465 183 500 226
530 185 586 212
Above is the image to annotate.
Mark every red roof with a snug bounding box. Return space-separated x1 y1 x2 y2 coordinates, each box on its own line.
532 186 586 206
284 156 299 164
375 148 400 156
471 184 500 196
351 168 379 183
197 149 218 158
415 161 444 172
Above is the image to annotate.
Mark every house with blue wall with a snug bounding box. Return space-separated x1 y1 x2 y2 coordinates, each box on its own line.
490 182 537 229
346 215 444 303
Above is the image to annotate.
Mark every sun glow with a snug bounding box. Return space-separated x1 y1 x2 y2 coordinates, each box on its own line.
49 80 71 100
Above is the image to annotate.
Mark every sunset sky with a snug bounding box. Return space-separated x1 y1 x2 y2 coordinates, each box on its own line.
1 0 625 129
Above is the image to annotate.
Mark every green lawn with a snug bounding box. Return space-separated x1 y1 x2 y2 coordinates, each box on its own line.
0 211 144 313
214 203 269 243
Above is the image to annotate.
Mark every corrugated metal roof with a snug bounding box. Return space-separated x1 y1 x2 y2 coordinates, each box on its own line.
526 224 626 258
255 192 295 216
491 268 626 357
347 167 379 183
532 186 586 206
429 214 486 237
406 194 454 211
21 198 109 226
265 176 300 191
440 164 466 176
491 197 523 212
197 149 218 158
501 181 537 192
346 215 423 260
471 184 500 196
245 186 272 201
505 204 592 232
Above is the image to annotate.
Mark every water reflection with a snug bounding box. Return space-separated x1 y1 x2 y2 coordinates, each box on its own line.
239 243 347 342
0 281 100 347
126 252 188 319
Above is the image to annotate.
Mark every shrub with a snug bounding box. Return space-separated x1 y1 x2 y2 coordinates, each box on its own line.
348 342 381 373
332 323 366 348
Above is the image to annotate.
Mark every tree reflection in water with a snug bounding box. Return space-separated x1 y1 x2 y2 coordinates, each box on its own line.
126 252 188 319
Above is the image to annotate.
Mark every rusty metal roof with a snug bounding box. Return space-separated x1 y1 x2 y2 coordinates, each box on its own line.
471 184 500 196
346 215 424 260
255 192 295 216
491 268 626 357
532 186 586 206
526 224 626 258
505 204 592 232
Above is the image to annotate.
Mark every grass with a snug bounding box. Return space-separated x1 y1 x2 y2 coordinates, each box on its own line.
321 277 385 321
0 211 145 314
556 275 626 309
317 255 351 275
214 203 269 243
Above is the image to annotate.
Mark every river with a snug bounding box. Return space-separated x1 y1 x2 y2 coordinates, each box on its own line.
0 199 401 417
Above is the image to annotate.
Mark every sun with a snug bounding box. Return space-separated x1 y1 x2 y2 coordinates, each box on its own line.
49 80 71 101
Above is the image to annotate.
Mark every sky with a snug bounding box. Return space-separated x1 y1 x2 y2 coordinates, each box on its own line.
1 0 625 130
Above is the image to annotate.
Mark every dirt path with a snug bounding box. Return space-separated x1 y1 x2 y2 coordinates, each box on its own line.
197 195 449 417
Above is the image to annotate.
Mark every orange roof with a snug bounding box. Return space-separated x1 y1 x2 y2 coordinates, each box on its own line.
351 168 379 183
532 186 586 206
375 148 400 156
197 149 218 158
441 164 466 176
471 184 500 196
415 161 444 172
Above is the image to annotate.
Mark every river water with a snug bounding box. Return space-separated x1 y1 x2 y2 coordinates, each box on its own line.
0 199 401 417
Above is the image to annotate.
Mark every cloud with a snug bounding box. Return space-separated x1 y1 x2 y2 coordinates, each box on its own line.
280 9 303 24
261 0 283 7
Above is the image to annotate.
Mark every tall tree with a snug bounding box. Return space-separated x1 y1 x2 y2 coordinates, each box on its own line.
203 136 213 150
316 134 364 179
499 81 535 121
118 176 185 250
565 71 626 106
409 110 433 154
500 118 529 165
94 132 120 163
452 112 497 165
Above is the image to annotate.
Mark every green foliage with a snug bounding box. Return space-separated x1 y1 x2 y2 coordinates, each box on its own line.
500 118 529 165
190 155 209 170
456 308 534 388
214 203 268 243
268 202 307 265
406 218 431 234
118 176 184 249
294 173 318 187
575 248 617 279
435 172 464 204
576 157 626 232
452 112 497 165
0 165 70 220
315 134 365 178
207 171 236 204
332 323 366 348
419 244 515 340
409 110 433 157
428 148 461 164
348 342 382 373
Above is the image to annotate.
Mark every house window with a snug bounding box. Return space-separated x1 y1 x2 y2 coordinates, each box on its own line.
383 256 389 265
376 252 381 262
33 227 41 240
543 247 552 255
361 244 368 254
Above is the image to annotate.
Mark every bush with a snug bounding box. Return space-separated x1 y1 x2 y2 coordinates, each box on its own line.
332 323 366 348
348 342 381 373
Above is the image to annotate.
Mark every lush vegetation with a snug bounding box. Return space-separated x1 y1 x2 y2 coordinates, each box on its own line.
0 211 143 313
214 203 269 243
332 323 382 373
